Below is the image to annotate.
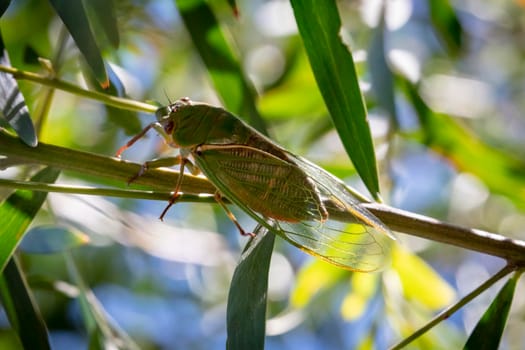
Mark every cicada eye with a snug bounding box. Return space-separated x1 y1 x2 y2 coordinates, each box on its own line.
164 120 174 134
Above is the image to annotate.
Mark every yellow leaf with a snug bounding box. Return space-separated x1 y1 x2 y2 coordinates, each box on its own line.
341 293 367 320
341 273 380 320
392 246 455 309
291 259 345 308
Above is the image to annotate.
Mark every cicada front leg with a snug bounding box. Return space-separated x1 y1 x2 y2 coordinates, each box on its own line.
158 149 201 221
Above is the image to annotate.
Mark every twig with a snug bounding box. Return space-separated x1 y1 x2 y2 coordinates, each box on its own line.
389 264 516 349
0 64 156 113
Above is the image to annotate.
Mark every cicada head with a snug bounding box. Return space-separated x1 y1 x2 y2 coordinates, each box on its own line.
156 97 242 148
155 97 192 140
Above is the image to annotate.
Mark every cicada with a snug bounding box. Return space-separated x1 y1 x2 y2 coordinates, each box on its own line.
116 97 394 272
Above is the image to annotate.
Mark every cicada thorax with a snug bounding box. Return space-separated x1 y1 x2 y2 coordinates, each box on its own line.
166 101 329 222
195 144 329 223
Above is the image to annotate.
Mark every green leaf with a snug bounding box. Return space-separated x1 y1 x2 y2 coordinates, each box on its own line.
463 272 520 350
49 0 108 87
290 0 380 199
175 0 267 135
84 62 142 135
0 257 51 350
226 0 239 17
258 50 326 121
0 0 11 17
19 225 90 254
226 225 274 350
428 0 463 56
83 0 119 48
401 77 525 209
0 33 37 147
0 167 60 273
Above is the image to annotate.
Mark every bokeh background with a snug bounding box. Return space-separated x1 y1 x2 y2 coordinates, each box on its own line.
1 0 525 349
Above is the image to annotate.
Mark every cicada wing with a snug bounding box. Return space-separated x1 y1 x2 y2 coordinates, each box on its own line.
284 151 394 239
195 145 327 222
274 219 391 272
195 145 392 271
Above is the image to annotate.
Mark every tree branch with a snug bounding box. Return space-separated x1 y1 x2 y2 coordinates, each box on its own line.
2 130 525 266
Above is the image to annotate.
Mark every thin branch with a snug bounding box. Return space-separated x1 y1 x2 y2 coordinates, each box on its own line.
363 203 525 266
2 130 525 266
0 130 215 195
0 64 157 114
389 264 516 349
0 178 213 203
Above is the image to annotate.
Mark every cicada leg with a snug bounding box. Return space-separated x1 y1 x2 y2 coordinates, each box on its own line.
116 122 164 158
214 192 255 237
159 149 201 221
126 156 181 185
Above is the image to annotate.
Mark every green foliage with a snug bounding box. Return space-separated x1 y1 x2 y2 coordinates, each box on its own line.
464 272 520 350
0 1 524 349
226 226 274 350
291 0 380 198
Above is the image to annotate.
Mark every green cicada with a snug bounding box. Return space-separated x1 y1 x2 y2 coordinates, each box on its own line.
117 97 394 272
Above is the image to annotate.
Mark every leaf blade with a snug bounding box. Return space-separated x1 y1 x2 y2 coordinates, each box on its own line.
463 272 520 350
290 0 380 199
175 0 267 134
226 225 274 350
0 257 51 350
49 0 108 86
0 32 37 147
0 166 60 273
428 0 463 56
83 0 120 48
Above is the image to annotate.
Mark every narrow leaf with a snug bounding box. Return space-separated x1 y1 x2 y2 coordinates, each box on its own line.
175 0 267 134
226 0 239 17
290 0 380 199
0 167 60 273
226 225 275 350
83 0 120 48
49 0 108 87
19 225 90 254
0 257 51 349
0 0 11 17
428 0 463 56
401 77 525 209
463 272 520 350
83 63 142 135
0 32 37 147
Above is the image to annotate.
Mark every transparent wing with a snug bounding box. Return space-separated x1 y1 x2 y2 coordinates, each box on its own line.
195 145 393 272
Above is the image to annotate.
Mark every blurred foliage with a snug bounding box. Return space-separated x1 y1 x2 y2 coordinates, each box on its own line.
0 0 525 349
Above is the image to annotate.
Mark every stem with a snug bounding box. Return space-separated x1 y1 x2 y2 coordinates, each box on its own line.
0 130 215 195
2 130 525 266
0 64 157 114
363 203 525 266
389 264 516 350
0 178 213 203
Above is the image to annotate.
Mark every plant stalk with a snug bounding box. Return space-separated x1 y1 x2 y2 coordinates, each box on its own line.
2 130 525 266
0 64 157 114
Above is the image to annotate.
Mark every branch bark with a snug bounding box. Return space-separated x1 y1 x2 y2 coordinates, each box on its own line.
2 130 525 266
